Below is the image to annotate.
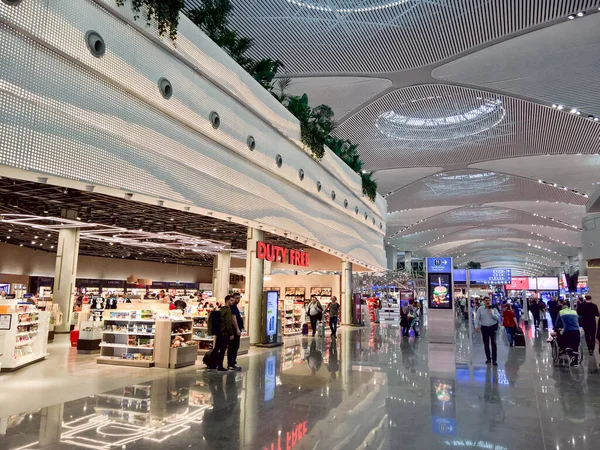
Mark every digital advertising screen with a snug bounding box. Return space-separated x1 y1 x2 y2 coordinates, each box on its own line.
537 277 559 290
264 290 279 344
428 274 452 309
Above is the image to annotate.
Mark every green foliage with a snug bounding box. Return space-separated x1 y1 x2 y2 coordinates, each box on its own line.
361 172 378 202
466 261 482 269
185 0 378 201
187 0 282 90
116 0 184 40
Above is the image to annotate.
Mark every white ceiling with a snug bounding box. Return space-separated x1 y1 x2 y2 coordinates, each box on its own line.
202 1 600 274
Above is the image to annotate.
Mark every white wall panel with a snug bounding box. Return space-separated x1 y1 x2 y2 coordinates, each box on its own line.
0 0 386 268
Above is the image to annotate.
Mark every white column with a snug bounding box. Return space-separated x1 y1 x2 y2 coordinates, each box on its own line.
245 227 264 345
578 249 587 276
341 261 352 325
404 251 412 271
385 245 397 271
53 228 80 333
212 250 231 301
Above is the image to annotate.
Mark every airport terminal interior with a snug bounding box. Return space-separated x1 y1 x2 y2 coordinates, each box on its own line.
1 1 600 449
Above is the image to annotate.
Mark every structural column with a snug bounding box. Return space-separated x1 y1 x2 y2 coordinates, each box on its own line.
212 249 231 301
53 228 80 333
341 261 353 325
582 213 600 308
245 227 264 345
385 245 397 271
404 251 412 272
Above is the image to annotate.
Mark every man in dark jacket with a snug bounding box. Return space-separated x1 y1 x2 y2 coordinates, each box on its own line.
548 297 560 330
577 295 599 355
215 295 235 372
529 299 540 329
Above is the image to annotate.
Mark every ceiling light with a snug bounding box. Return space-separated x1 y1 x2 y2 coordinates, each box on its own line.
557 105 564 110
570 108 578 114
577 11 584 17
213 228 217 231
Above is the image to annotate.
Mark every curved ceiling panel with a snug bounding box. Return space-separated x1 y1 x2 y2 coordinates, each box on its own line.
374 166 442 196
283 77 392 120
433 12 600 117
471 155 600 195
336 85 600 170
397 206 578 235
387 169 587 211
198 0 600 74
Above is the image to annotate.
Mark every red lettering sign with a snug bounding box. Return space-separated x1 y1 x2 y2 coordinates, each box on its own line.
257 242 309 267
263 421 308 450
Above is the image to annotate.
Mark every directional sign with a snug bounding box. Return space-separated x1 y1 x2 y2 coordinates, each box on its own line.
431 417 457 436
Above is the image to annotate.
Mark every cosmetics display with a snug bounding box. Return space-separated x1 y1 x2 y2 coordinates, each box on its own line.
0 306 50 371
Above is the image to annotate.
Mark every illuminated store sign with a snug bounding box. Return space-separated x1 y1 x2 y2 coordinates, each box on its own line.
257 242 309 267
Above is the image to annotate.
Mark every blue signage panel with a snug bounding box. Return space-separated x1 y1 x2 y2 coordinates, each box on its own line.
264 290 279 345
427 257 452 273
470 269 512 284
453 269 466 283
431 417 457 436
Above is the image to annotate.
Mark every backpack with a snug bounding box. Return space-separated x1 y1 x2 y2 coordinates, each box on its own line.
207 309 221 336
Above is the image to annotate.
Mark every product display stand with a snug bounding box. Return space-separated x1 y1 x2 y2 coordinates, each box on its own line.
97 310 156 367
0 310 50 372
154 318 196 369
187 315 214 355
77 320 103 354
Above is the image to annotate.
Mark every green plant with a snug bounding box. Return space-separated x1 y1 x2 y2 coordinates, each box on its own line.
186 0 379 201
187 0 282 90
116 0 184 40
466 261 481 269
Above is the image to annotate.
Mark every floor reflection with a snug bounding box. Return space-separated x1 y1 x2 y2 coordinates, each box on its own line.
1 323 600 449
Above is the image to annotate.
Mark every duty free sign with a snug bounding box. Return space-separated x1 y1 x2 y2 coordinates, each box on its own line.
256 242 310 267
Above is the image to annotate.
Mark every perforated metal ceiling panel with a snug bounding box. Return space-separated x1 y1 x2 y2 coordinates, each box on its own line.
336 84 600 170
186 0 600 74
387 169 587 211
471 155 600 196
434 12 600 117
284 77 392 120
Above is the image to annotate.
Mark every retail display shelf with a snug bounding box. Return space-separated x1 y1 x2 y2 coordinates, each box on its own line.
193 326 208 330
97 357 154 367
99 343 154 349
16 331 39 337
102 332 155 336
103 319 155 323
10 352 48 370
171 332 192 336
193 337 214 342
15 340 36 348
17 321 39 326
96 393 150 404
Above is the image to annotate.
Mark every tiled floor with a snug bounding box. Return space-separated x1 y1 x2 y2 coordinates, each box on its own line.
1 320 599 449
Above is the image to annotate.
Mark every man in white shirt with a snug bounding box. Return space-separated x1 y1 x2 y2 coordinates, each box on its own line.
475 296 501 366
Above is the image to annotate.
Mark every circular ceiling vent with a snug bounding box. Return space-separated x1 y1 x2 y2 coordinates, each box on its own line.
376 97 505 141
85 31 105 58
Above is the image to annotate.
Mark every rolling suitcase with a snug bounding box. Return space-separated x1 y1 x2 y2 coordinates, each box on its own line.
302 323 309 335
513 328 526 347
542 318 548 330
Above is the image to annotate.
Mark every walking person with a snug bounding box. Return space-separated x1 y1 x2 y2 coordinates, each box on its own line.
577 294 599 355
306 295 323 337
227 293 243 371
548 296 560 330
529 298 540 329
214 295 235 372
475 297 501 366
502 304 518 347
325 296 340 338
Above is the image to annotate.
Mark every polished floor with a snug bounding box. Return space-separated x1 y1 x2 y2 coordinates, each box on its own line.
1 320 599 450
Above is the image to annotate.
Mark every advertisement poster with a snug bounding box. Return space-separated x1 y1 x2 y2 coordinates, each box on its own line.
428 274 452 309
537 277 559 290
265 290 279 344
